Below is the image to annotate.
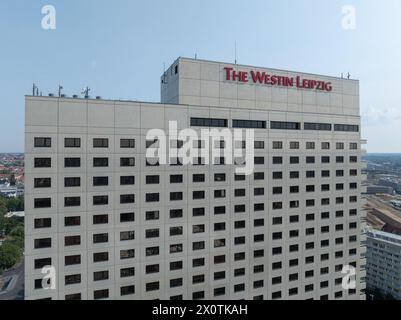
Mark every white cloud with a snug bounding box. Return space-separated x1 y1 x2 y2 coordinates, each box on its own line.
362 105 401 125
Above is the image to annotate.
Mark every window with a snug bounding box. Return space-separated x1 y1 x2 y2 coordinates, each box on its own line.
65 138 81 148
64 216 81 227
170 192 183 201
120 267 135 278
146 229 159 238
120 249 135 260
120 231 135 241
190 117 227 127
321 142 330 150
271 121 301 130
34 137 51 148
214 173 226 182
306 142 315 149
336 142 345 150
146 193 159 202
34 238 51 249
272 141 283 149
93 177 108 186
146 175 160 184
233 119 266 129
170 175 183 184
273 157 283 164
215 190 226 198
254 172 265 180
34 178 51 188
146 211 159 221
120 212 135 222
94 289 109 300
64 177 80 187
120 139 135 148
193 208 205 217
120 194 135 204
34 198 51 208
64 158 80 168
169 209 183 219
65 255 81 266
93 233 108 244
170 244 183 254
254 141 265 149
65 274 81 285
304 123 332 131
93 138 109 148
93 158 109 167
34 258 52 269
65 236 81 246
93 215 108 225
170 226 183 236
350 143 358 150
193 224 205 234
290 157 299 164
120 176 135 185
34 158 51 168
65 197 80 207
334 124 359 132
34 218 51 229
193 174 205 183
93 195 108 205
121 157 135 167
193 191 205 200
121 285 135 296
290 142 299 149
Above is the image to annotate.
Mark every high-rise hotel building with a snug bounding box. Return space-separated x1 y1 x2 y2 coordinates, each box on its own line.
24 57 367 300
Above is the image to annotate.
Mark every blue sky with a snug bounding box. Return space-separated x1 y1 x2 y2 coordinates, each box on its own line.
0 0 400 152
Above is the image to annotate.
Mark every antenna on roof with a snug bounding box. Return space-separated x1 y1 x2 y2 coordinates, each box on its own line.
32 83 37 96
195 53 197 60
341 73 344 79
235 41 237 65
81 86 90 99
58 84 64 97
347 72 351 79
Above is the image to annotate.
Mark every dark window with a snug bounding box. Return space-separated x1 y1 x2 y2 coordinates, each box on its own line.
93 176 108 186
64 138 81 148
65 236 81 246
146 193 159 202
120 267 135 278
34 258 52 269
34 238 52 249
93 215 108 225
93 271 109 282
34 158 51 168
64 197 80 207
93 158 108 167
93 233 108 244
34 198 51 208
120 157 135 167
65 255 81 266
146 175 160 184
94 252 109 262
304 123 332 131
94 289 109 300
34 178 51 188
64 177 80 187
190 117 227 128
93 138 109 148
93 195 108 205
271 121 301 130
120 249 135 260
65 274 81 285
170 192 183 201
233 119 266 129
120 212 135 222
120 231 135 241
120 176 135 185
64 216 81 227
64 158 80 168
170 209 183 218
120 139 135 148
34 137 51 148
170 175 183 184
121 285 135 296
334 124 359 132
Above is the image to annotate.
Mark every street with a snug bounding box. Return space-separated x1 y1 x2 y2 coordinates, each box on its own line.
0 258 24 300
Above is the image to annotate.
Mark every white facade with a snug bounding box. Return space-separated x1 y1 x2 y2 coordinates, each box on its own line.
25 57 366 300
366 228 401 299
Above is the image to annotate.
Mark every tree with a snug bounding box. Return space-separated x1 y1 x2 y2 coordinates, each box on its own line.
0 241 21 272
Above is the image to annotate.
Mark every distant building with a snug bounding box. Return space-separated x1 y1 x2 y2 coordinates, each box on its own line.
366 185 394 195
366 228 401 299
378 178 401 194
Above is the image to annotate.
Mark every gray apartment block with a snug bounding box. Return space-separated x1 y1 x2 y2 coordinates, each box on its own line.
366 228 401 299
24 57 367 300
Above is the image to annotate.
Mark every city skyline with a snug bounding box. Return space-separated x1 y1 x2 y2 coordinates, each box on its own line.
1 0 401 153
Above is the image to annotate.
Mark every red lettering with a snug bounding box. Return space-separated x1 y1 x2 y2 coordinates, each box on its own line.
251 71 266 84
324 82 332 92
224 67 233 81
